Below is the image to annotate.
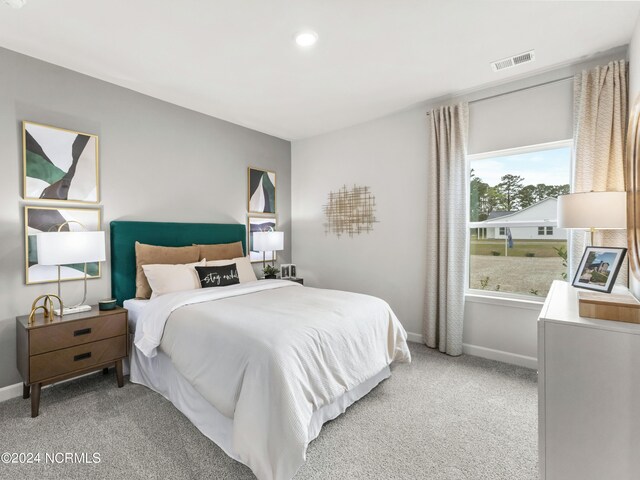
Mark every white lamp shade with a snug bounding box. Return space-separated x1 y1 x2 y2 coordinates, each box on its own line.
252 231 284 252
557 192 626 229
36 231 106 265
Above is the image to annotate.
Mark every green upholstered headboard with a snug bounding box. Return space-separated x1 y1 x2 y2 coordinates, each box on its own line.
110 221 246 306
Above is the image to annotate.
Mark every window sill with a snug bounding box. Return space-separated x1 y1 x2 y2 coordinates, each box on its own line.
465 290 545 311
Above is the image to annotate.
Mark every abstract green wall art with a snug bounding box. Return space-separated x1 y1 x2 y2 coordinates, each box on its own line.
248 167 276 214
248 216 277 263
23 122 99 203
24 206 102 284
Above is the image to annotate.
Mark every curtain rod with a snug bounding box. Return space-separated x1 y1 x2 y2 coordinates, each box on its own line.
426 75 574 115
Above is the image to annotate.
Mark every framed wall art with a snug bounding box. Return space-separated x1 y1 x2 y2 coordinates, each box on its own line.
248 167 276 214
23 121 99 203
24 206 102 284
248 216 277 263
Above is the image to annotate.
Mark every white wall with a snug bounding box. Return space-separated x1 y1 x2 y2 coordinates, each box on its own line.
0 47 291 389
292 48 626 368
292 107 428 339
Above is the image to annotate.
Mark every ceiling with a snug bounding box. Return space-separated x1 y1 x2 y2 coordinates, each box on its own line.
0 1 639 140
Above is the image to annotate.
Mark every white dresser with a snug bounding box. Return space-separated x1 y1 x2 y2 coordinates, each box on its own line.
538 280 640 480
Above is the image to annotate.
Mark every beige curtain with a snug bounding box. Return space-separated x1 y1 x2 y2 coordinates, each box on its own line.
570 60 628 283
424 103 469 356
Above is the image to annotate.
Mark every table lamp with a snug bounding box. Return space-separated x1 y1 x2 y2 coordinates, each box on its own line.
36 228 106 315
557 191 626 245
253 231 284 268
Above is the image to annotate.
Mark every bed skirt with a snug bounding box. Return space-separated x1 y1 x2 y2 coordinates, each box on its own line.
129 345 391 468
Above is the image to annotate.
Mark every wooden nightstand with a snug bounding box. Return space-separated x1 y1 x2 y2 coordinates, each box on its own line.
288 278 304 285
16 306 128 417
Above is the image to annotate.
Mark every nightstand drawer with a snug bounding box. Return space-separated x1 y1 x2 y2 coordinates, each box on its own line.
30 313 127 355
30 335 127 383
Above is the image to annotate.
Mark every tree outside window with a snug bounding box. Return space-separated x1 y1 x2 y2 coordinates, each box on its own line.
468 143 571 297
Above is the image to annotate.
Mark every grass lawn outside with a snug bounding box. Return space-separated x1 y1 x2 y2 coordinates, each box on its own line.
470 238 566 258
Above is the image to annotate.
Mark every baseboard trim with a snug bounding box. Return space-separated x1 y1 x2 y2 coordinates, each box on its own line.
0 382 24 403
405 331 423 343
463 343 537 369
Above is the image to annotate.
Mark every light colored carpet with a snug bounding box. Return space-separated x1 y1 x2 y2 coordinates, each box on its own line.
0 343 538 479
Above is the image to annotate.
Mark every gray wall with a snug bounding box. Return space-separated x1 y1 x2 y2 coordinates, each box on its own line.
0 47 291 389
292 48 625 367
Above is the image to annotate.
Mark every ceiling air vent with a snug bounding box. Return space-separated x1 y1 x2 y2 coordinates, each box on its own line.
491 50 535 72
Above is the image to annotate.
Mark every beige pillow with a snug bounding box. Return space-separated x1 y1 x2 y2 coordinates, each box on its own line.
206 256 257 283
196 241 244 262
143 260 206 298
135 242 200 299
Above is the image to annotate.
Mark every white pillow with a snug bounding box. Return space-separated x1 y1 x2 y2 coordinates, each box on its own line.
143 260 206 298
206 256 257 283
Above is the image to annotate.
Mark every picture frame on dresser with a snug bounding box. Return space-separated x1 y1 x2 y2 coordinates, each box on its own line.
281 264 291 279
572 246 627 293
23 121 99 204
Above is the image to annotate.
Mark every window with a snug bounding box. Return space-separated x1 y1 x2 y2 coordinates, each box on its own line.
469 142 572 298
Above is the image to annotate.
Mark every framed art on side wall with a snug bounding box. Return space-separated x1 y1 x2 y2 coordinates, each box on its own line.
248 216 277 263
248 167 276 214
23 121 99 203
24 206 102 284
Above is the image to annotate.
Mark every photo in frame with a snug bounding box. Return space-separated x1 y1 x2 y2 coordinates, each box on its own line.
248 216 277 263
23 122 99 203
248 167 276 214
290 264 297 278
572 246 627 293
281 264 291 279
25 206 102 284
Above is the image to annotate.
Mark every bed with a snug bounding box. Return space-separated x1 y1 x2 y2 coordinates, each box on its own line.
111 221 411 480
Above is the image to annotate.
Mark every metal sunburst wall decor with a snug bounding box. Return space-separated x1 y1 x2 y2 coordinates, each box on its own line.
323 185 378 238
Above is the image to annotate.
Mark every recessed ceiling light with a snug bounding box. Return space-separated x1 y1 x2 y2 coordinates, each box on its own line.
3 0 26 8
295 30 318 47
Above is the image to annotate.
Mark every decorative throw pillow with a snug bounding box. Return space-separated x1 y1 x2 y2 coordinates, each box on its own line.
195 265 240 288
206 256 257 283
135 242 200 299
195 241 244 262
143 260 206 298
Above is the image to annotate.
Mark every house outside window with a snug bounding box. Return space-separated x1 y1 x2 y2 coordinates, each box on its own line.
468 141 572 298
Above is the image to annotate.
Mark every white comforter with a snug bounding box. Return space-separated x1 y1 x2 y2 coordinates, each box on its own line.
134 280 411 480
